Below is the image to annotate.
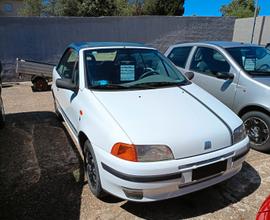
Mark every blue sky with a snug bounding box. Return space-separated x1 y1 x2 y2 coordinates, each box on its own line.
184 0 270 16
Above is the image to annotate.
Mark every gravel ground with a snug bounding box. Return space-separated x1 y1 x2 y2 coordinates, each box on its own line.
0 82 269 220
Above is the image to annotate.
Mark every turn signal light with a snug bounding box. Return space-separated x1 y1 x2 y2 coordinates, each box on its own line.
111 143 138 162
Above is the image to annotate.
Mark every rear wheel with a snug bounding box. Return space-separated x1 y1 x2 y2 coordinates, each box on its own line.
32 77 48 91
242 111 270 152
84 140 106 198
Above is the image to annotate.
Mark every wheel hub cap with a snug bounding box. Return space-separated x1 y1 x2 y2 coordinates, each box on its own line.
85 150 97 188
244 117 269 145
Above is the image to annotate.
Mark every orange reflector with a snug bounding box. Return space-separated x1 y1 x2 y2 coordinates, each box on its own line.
111 143 137 162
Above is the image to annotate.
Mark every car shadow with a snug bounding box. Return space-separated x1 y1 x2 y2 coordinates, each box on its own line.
121 162 261 219
0 111 84 220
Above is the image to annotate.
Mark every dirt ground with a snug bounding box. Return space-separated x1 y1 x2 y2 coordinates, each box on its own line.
0 82 269 220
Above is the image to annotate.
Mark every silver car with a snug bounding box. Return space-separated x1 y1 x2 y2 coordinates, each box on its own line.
165 41 270 152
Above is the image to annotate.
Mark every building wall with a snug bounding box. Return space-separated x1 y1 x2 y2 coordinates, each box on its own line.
233 16 270 45
0 0 23 16
0 16 235 79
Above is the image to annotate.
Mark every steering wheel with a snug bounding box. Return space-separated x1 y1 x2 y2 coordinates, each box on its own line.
258 64 270 71
139 68 159 79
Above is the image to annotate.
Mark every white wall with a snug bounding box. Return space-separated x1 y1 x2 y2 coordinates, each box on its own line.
233 16 270 45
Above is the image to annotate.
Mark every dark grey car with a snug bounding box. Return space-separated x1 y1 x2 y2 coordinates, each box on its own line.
165 41 270 152
0 61 5 128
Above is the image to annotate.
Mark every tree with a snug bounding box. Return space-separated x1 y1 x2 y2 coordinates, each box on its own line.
143 0 185 16
49 0 79 16
220 0 259 18
22 0 186 17
115 0 133 16
19 0 43 16
78 0 118 17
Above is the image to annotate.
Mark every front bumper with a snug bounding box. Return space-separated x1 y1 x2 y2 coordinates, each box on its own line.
95 137 249 202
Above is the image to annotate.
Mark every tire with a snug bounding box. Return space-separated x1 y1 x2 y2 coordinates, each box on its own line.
0 98 5 129
33 77 48 91
242 111 270 152
83 140 106 198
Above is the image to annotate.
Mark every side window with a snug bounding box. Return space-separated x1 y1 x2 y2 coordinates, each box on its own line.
190 47 230 77
57 49 78 79
168 46 192 68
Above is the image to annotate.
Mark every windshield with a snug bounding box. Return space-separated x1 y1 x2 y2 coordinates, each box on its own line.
226 46 270 75
84 48 188 90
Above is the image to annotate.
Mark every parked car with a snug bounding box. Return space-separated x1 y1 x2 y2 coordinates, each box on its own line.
0 61 5 128
165 41 270 152
52 42 249 202
16 58 54 91
256 195 270 220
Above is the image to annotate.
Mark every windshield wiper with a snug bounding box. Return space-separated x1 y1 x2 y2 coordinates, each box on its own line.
131 81 186 88
89 84 129 90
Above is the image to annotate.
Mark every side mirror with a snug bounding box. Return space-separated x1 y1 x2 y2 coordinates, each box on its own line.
215 72 234 80
56 78 78 92
185 71 194 80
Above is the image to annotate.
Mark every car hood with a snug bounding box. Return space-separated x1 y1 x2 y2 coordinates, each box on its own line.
92 84 242 159
252 76 270 87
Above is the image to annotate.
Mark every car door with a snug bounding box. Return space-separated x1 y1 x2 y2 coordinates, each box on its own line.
187 46 237 109
54 48 81 135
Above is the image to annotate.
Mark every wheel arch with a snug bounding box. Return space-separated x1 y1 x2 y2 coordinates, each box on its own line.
78 131 92 154
238 105 270 118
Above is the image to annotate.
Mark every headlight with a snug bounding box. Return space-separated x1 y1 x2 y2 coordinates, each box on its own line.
111 143 174 162
233 124 247 144
136 145 174 162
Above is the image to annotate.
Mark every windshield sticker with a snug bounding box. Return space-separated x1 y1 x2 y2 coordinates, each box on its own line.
120 65 135 81
244 58 256 71
92 80 109 86
93 52 117 61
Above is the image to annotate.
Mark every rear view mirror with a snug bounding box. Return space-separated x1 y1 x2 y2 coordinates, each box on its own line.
185 71 194 80
56 78 78 92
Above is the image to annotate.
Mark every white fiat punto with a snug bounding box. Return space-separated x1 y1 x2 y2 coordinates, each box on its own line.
52 42 249 202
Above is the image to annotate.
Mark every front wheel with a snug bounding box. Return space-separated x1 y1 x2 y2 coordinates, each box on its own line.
84 140 106 198
242 111 270 152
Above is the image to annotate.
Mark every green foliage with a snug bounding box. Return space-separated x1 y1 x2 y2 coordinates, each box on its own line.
46 0 79 16
78 0 118 17
19 0 43 16
115 0 133 16
22 0 186 17
220 0 259 18
143 0 185 16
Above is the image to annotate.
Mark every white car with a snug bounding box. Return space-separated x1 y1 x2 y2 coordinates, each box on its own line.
52 42 249 202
